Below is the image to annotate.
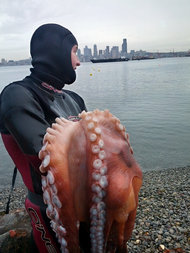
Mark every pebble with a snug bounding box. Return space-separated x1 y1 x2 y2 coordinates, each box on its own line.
0 186 27 214
159 244 165 250
0 166 189 252
127 166 190 252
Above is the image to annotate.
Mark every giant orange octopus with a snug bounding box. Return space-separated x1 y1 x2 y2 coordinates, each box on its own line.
38 109 143 253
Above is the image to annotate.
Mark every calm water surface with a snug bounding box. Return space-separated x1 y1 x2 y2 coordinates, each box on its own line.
0 57 190 187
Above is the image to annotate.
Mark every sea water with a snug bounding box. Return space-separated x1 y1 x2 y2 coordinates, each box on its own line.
0 57 190 188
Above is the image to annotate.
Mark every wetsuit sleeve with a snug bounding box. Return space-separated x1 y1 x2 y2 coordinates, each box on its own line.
0 84 49 155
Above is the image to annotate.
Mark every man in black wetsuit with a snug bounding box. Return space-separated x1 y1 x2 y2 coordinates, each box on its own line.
0 23 90 252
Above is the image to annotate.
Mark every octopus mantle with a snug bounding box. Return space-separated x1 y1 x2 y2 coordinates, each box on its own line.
39 109 142 253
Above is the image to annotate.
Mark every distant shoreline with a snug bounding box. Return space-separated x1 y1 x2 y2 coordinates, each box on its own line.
1 54 190 67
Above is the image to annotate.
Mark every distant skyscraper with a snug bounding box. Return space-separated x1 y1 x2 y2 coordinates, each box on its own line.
77 48 81 59
121 38 127 56
84 45 92 61
93 44 98 58
1 58 6 64
111 46 119 58
99 50 103 59
105 46 110 58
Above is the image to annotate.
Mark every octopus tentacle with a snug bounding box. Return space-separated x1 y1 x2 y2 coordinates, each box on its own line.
80 111 108 252
40 119 81 252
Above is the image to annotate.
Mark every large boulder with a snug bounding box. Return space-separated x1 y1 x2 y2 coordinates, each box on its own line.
0 209 31 253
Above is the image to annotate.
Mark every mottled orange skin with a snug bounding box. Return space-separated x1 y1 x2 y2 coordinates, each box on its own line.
39 110 142 252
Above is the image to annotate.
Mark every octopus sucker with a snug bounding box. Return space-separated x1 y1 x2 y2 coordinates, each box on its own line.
99 150 106 160
93 159 103 169
47 170 55 184
116 123 124 131
90 133 97 142
39 109 142 252
98 139 104 148
95 127 101 134
41 141 48 151
88 122 95 130
41 176 47 188
92 145 100 154
43 154 50 166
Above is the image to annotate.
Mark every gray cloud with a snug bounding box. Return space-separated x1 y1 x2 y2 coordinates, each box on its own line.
0 0 190 60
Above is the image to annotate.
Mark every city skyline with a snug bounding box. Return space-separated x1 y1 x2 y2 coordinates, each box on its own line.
1 0 190 60
1 38 189 66
78 38 128 61
1 37 190 63
1 38 190 62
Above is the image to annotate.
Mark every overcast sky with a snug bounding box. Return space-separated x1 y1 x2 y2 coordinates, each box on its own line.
0 0 190 60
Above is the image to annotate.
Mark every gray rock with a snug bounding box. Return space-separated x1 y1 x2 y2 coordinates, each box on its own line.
0 209 31 253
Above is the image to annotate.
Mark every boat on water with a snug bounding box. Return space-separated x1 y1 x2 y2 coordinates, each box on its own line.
91 57 129 63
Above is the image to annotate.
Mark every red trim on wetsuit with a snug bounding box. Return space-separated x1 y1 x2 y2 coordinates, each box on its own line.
1 133 61 252
25 198 60 252
41 82 63 94
1 133 41 192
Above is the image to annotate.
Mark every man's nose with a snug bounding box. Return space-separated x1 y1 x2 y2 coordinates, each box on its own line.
76 58 80 66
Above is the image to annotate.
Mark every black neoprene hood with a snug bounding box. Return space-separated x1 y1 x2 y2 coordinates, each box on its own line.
30 23 78 89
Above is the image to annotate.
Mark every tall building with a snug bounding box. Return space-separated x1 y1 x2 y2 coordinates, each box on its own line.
77 49 81 59
99 50 104 59
84 45 92 61
93 44 98 58
111 46 119 58
121 38 127 57
105 46 110 58
1 58 6 65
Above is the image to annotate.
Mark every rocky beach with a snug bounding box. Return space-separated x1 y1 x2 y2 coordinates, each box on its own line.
0 166 189 252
